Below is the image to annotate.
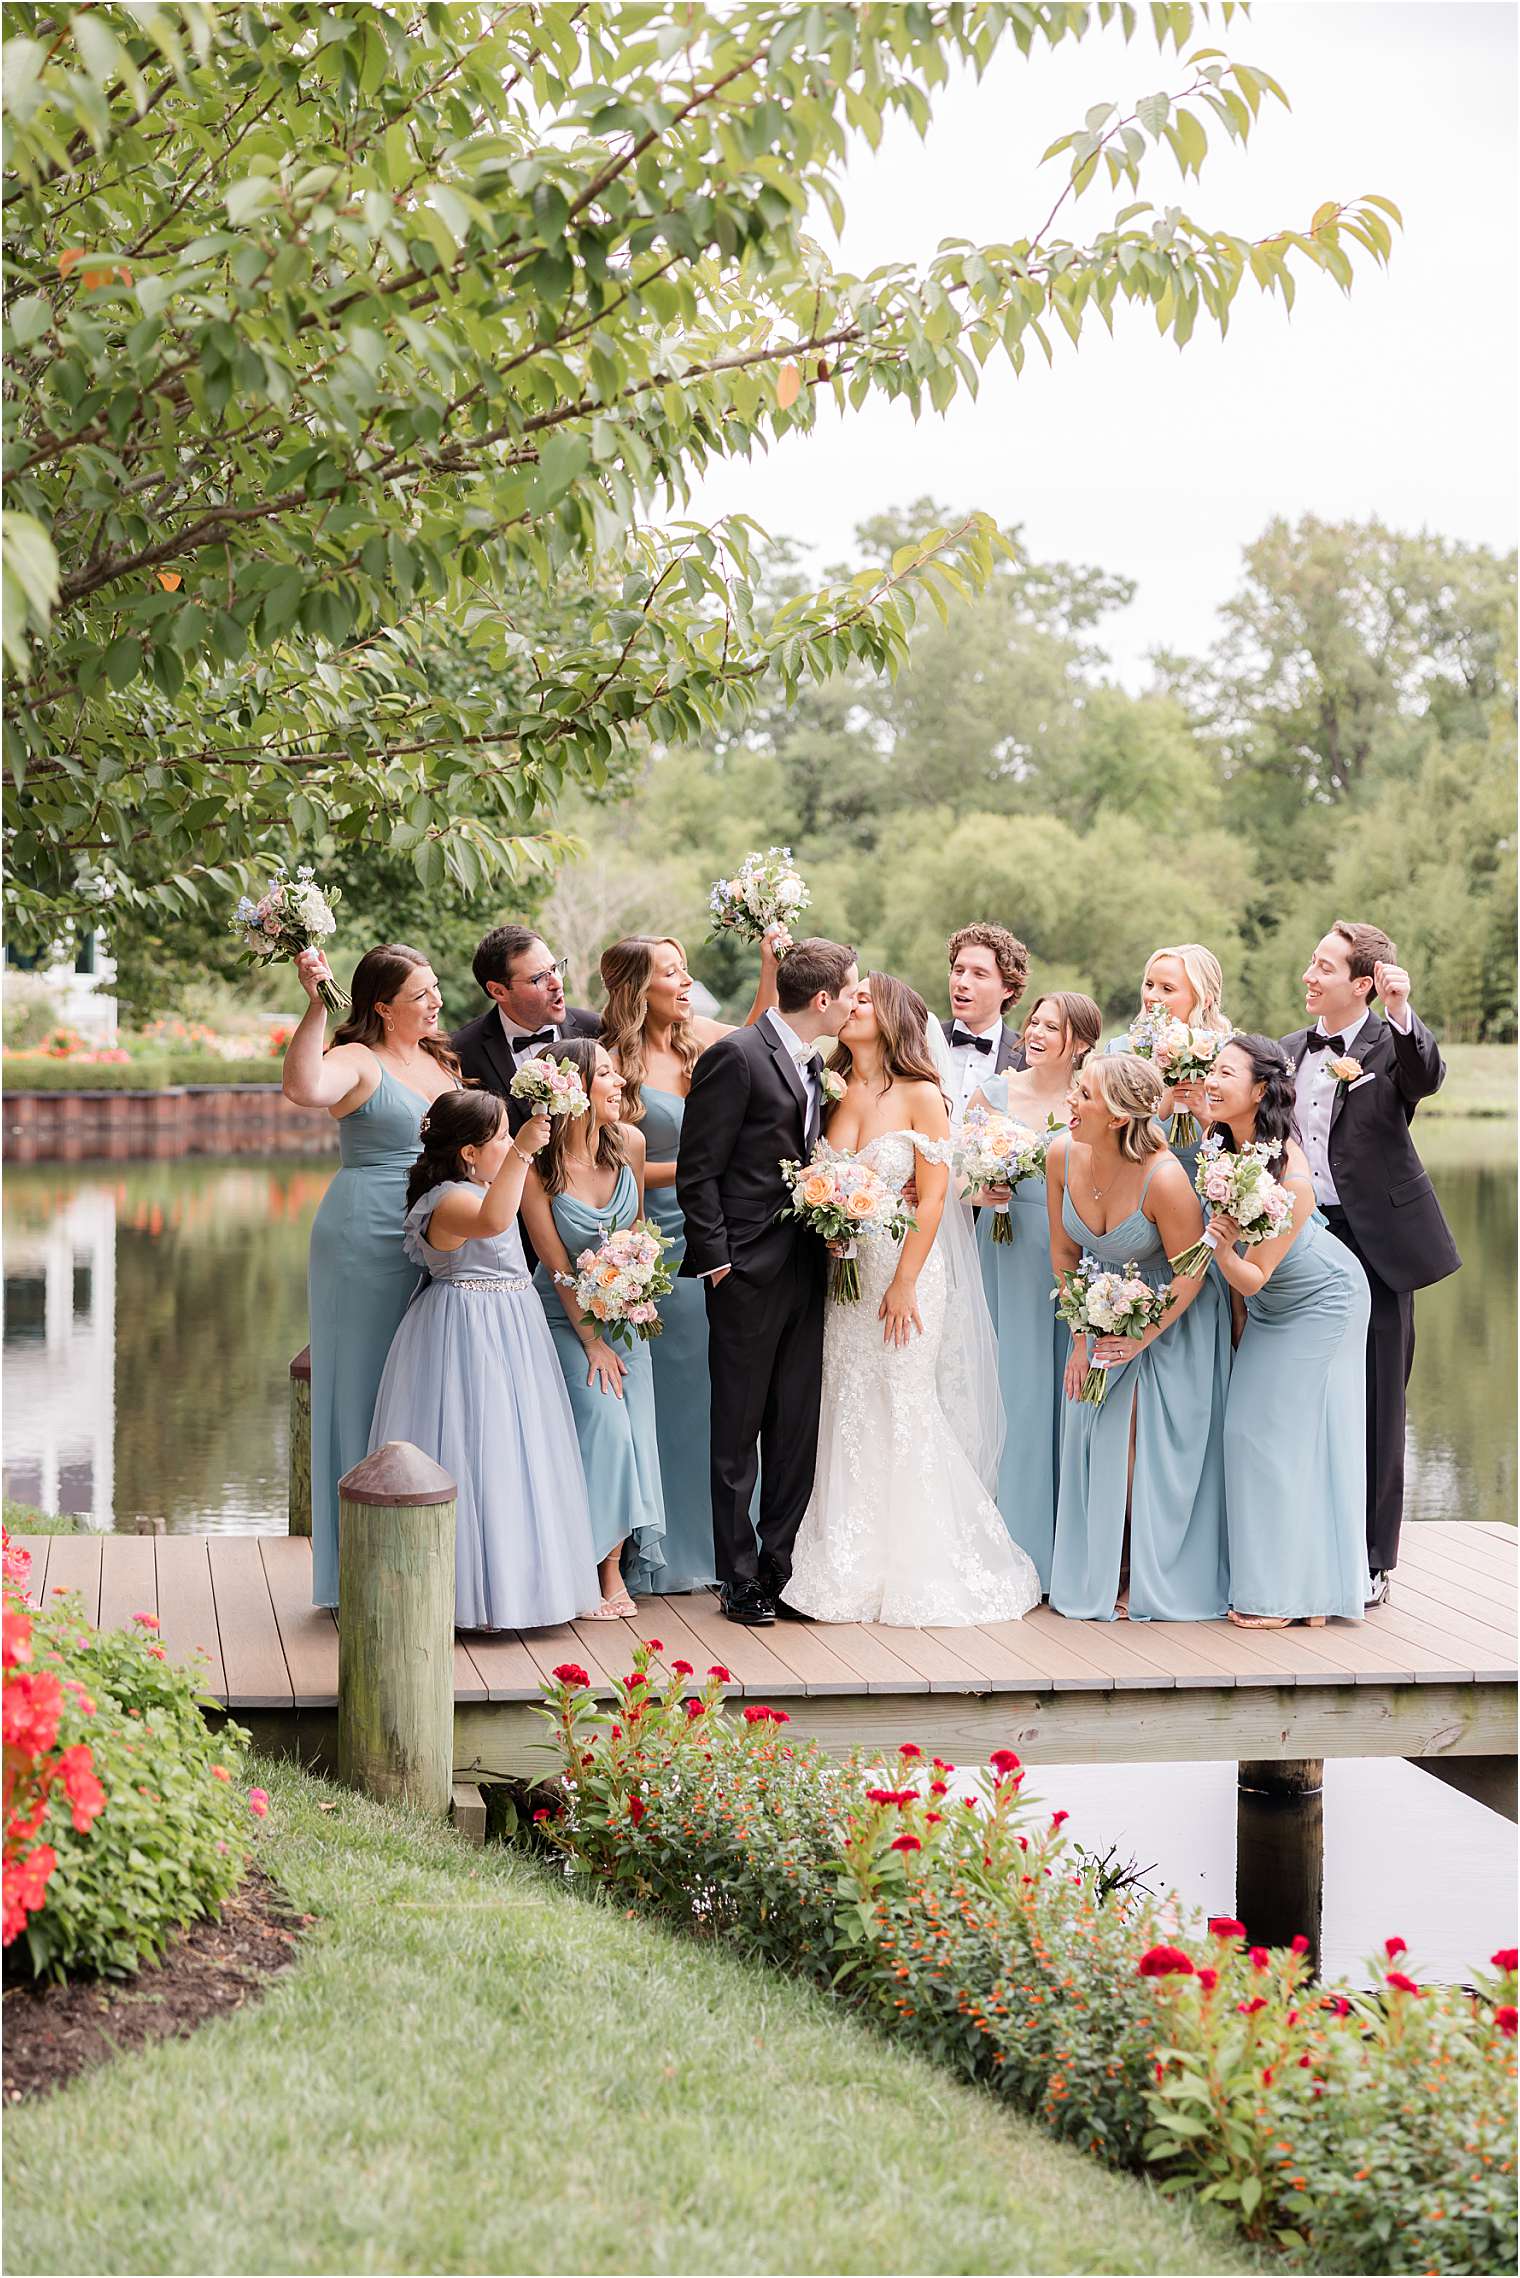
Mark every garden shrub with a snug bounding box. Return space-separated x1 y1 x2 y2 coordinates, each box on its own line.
3 1534 264 1979
2 1052 281 1091
524 1644 1518 2276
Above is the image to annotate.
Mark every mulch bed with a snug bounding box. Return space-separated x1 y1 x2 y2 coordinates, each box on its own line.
3 1866 311 2103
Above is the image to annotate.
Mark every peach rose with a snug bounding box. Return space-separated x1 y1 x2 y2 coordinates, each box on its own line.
802 1174 833 1207
846 1189 875 1218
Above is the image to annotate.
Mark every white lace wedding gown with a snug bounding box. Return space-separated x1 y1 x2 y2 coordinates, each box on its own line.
782 1131 1043 1627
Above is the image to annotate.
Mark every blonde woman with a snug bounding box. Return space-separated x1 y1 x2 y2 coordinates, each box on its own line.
1045 1052 1230 1622
598 933 779 1591
1121 942 1231 1177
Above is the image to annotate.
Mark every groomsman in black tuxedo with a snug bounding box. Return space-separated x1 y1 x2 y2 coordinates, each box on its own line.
676 938 858 1626
1284 921 1461 1599
936 922 1030 1129
450 924 601 1130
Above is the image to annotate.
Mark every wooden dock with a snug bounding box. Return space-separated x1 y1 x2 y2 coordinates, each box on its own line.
16 1520 1516 1812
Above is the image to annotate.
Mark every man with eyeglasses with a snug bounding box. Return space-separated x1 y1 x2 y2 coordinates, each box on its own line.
451 924 602 1131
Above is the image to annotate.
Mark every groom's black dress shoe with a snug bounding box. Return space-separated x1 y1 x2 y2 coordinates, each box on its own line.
757 1560 810 1621
771 1595 811 1621
720 1581 776 1626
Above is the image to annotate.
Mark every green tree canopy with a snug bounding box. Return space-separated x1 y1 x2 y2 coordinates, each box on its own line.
4 0 1400 951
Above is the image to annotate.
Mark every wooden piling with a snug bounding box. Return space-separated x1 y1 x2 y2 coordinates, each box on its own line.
337 1442 456 1815
1236 1758 1325 1966
288 1347 312 1538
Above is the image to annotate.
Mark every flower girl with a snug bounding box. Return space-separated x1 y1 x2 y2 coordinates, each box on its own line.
368 1089 601 1630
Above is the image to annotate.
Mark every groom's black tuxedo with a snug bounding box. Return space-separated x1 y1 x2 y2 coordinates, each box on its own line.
1282 1008 1460 1574
676 1018 827 1596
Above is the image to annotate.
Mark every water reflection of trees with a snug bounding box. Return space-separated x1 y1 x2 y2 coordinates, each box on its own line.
1406 1158 1517 1529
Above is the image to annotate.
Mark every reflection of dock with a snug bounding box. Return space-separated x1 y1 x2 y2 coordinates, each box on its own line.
15 1521 1515 1812
2 1186 114 1518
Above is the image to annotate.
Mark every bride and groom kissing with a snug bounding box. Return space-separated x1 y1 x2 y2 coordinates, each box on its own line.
676 936 1040 1630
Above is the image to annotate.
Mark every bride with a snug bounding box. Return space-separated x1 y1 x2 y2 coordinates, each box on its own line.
782 972 1042 1627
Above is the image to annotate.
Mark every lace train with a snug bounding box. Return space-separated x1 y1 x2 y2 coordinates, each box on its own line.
783 1133 1041 1627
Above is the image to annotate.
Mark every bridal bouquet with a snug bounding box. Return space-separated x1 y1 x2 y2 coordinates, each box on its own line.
957 1107 1054 1246
1123 1006 1232 1147
779 1143 915 1304
1171 1136 1295 1279
557 1218 673 1349
232 864 345 1013
708 847 809 954
1052 1255 1173 1404
509 1056 589 1119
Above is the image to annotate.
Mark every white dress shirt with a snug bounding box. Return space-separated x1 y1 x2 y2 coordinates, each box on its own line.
1294 1004 1412 1206
498 1006 562 1058
943 1014 1003 1126
764 1007 821 1139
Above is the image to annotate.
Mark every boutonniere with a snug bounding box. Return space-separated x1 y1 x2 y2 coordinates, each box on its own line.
1327 1056 1364 1087
820 1069 846 1105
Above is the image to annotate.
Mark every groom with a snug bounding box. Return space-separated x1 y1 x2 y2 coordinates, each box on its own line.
676 938 858 1625
1284 921 1460 1599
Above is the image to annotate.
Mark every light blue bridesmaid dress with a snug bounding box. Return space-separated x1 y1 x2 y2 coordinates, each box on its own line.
639 1085 718 1593
307 1068 426 1608
1049 1149 1231 1621
369 1185 601 1629
1224 1211 1372 1619
975 1074 1065 1592
533 1161 666 1591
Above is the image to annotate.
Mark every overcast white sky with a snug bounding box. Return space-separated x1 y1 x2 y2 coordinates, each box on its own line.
687 0 1518 684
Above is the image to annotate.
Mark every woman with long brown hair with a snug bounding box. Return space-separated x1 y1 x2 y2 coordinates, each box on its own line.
520 1039 666 1617
282 942 461 1607
967 990 1104 1591
781 972 1040 1627
597 932 778 1591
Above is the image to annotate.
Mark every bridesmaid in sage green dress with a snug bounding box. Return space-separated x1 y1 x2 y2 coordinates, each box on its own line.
282 943 461 1607
971 991 1103 1591
1047 1051 1230 1623
598 934 780 1593
521 1039 667 1616
1201 1035 1372 1624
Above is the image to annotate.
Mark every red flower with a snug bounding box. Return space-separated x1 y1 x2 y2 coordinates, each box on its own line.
1236 1997 1268 2015
671 1659 693 1677
1050 1809 1070 1829
890 1834 921 1853
532 1807 551 1823
1290 1934 1311 1954
645 1639 663 1653
610 1724 622 1740
1197 1967 1218 1992
925 1812 942 1824
2 1668 63 1754
707 1664 732 1682
1261 2066 1275 2086
1491 1949 1517 1974
1249 1947 1270 1972
248 1788 269 1818
898 1743 922 1759
1386 1971 1421 1996
989 1749 1021 1775
1495 2006 1517 2037
864 1787 917 1808
1384 1935 1407 1960
57 1744 105 1833
2 1609 32 1671
628 1673 647 1688
932 1758 955 1774
1209 1916 1246 1940
742 1705 789 1724
628 1797 646 1826
210 1765 231 1781
551 1663 590 1689
1137 1945 1195 1979
1322 1995 1352 2016
929 1780 948 1796
147 1645 167 1661
132 1612 160 1629
2 1844 57 1942
683 1699 705 1720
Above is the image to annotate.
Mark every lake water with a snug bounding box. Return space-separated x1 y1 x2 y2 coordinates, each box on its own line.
3 1127 1514 1973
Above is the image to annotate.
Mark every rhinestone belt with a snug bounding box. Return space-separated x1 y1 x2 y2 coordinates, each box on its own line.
448 1275 532 1293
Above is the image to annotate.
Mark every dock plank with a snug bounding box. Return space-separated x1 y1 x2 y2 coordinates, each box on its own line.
14 1535 50 1611
615 1596 731 1690
1401 1526 1518 1595
458 1628 545 1704
1393 1563 1517 1641
259 1537 339 1708
804 1623 932 1696
41 1533 103 1624
757 1618 874 1697
210 1537 292 1708
97 1534 158 1637
672 1594 807 1698
153 1536 227 1703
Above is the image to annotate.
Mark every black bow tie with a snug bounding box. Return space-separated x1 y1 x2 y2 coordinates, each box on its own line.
1303 1031 1346 1056
950 1024 994 1056
512 1027 558 1053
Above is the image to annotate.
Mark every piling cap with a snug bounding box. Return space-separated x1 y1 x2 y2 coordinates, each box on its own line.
338 1441 456 1507
289 1345 312 1382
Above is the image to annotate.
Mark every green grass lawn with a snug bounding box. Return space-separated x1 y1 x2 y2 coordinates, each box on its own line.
1424 1042 1516 1118
3 1761 1271 2278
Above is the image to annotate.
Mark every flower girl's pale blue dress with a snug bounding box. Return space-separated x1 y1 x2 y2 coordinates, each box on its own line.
368 1182 600 1629
1050 1150 1231 1622
533 1162 667 1593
